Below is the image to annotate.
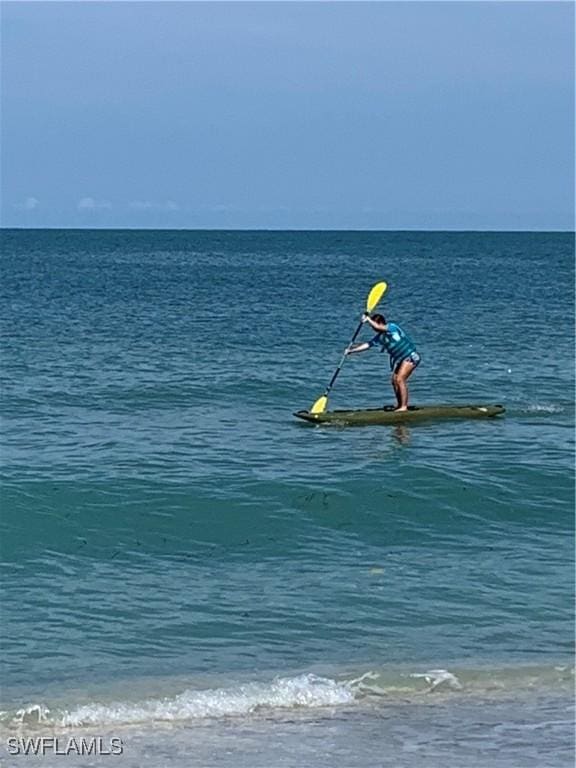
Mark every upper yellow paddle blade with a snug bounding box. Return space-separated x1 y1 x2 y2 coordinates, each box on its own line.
310 395 328 414
366 281 387 313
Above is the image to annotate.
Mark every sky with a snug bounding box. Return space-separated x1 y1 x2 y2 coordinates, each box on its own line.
1 1 574 230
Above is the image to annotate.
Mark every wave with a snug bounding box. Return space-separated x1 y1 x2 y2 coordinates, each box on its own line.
3 664 573 732
5 675 354 730
520 404 567 414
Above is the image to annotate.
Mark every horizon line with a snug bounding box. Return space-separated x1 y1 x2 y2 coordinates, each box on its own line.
2 226 575 235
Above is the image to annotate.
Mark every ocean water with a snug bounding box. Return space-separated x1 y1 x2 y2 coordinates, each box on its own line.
0 229 574 767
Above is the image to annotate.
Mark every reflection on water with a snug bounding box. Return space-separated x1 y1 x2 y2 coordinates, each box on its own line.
392 424 411 445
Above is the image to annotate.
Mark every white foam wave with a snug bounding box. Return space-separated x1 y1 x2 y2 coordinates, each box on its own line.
18 675 356 729
410 668 463 692
12 705 51 726
6 664 572 731
523 404 565 414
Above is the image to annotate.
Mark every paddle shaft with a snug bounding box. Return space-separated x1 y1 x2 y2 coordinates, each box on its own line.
324 318 364 394
310 281 386 414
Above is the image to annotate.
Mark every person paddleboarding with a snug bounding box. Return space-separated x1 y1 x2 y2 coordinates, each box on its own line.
345 313 420 411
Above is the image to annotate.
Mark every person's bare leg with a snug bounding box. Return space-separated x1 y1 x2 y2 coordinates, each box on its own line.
390 373 401 408
393 360 416 411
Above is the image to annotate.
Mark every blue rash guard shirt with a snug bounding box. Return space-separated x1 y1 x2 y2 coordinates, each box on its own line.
369 322 418 369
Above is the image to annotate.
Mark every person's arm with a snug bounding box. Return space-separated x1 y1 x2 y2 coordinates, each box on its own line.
345 341 371 355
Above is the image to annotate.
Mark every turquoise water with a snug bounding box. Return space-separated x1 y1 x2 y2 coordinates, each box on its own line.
1 229 574 766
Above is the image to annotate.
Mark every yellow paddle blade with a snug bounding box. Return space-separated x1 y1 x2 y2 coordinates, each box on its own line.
366 281 387 312
310 395 328 414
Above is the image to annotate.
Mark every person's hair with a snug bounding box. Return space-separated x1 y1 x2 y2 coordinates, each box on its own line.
371 313 386 325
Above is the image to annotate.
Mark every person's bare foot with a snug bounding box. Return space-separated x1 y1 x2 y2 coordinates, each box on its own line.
394 406 408 412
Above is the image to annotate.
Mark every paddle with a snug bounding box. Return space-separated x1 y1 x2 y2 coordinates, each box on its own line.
310 281 388 414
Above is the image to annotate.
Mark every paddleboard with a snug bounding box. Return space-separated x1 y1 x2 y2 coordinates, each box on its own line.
294 404 505 426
